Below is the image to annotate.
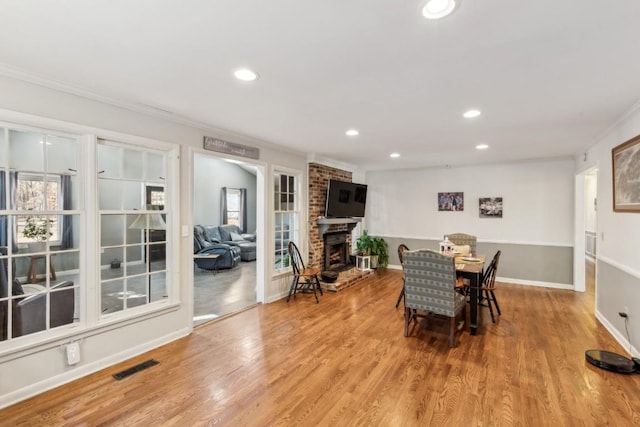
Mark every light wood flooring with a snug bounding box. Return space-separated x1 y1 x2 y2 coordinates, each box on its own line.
3 262 640 426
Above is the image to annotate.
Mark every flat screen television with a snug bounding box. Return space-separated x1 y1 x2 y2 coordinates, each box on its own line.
325 179 368 218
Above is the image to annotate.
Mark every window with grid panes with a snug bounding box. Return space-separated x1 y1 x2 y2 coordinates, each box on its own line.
274 172 299 272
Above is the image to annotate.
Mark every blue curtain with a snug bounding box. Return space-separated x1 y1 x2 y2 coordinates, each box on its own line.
240 188 247 233
60 175 73 249
0 171 18 252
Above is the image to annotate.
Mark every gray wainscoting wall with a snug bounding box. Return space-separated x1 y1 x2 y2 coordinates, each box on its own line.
597 260 640 352
383 236 573 286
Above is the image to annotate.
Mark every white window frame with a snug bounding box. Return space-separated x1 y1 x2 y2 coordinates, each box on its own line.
16 172 63 245
273 170 300 274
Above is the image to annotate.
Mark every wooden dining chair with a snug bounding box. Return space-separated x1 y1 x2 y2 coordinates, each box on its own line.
403 249 466 347
286 241 323 304
394 244 410 308
479 250 502 323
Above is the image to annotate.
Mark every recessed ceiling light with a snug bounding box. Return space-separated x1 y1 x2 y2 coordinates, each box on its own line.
422 0 460 20
463 109 481 118
476 144 489 150
234 68 259 81
390 152 400 158
345 129 359 136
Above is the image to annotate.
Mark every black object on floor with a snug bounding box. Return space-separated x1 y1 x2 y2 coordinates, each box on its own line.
585 349 638 374
321 271 338 283
113 359 159 380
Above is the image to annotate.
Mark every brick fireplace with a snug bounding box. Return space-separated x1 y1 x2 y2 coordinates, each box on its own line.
308 163 372 291
308 163 352 267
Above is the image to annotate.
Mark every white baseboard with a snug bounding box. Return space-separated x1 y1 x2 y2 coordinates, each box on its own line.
496 276 573 290
0 327 190 410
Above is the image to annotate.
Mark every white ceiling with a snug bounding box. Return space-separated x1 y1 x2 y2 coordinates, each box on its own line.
1 1 640 171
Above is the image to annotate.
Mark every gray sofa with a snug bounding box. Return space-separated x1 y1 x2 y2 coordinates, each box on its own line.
200 224 257 262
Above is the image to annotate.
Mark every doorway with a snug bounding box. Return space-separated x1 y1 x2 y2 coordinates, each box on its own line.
574 167 598 295
192 152 265 326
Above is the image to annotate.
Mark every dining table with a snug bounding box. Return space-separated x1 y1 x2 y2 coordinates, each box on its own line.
454 254 486 335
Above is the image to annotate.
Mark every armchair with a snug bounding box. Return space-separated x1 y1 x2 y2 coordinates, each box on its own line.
1 247 75 340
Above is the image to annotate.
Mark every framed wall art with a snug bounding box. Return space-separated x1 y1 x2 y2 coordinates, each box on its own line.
438 192 464 211
612 134 640 213
479 197 503 218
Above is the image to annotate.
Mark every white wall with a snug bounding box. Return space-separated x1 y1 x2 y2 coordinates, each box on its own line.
193 156 257 231
365 159 575 246
581 101 640 356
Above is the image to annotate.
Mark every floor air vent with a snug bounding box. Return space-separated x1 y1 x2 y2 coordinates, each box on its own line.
113 359 159 380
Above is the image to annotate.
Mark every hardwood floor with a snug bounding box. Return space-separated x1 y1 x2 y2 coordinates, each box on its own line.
3 266 640 426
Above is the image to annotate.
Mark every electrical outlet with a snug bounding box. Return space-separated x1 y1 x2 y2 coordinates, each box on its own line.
66 342 80 365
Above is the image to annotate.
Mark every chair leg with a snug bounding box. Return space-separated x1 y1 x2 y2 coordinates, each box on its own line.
286 276 299 302
395 285 405 308
312 276 320 304
449 316 456 347
404 307 413 337
485 290 496 323
491 290 501 315
315 275 323 296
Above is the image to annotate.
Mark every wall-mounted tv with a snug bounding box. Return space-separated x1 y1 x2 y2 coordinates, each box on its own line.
325 179 368 218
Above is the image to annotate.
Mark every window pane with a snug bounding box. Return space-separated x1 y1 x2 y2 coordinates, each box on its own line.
123 181 143 211
9 130 44 172
46 135 77 175
102 248 124 280
97 144 122 179
150 271 166 302
101 215 125 247
98 180 122 210
123 149 143 180
146 152 165 182
0 128 6 168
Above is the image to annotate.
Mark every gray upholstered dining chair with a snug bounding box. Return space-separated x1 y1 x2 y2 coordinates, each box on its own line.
445 233 477 256
403 249 467 347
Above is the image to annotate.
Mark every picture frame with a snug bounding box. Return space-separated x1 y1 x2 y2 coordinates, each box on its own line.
479 197 503 218
438 192 464 211
612 134 640 213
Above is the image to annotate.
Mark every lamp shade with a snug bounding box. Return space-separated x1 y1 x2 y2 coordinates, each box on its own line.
129 213 166 230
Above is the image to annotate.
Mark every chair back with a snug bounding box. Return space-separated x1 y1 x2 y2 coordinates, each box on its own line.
288 241 305 276
403 249 466 317
445 233 477 255
482 250 501 290
397 244 409 266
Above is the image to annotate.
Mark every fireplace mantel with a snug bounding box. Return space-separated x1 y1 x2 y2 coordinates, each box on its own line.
317 217 361 236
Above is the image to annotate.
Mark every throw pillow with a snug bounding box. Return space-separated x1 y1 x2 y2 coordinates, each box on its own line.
230 232 244 242
12 279 24 296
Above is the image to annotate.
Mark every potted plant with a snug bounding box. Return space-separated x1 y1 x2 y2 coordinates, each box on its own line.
370 236 389 268
355 230 374 256
355 230 389 269
23 216 53 250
